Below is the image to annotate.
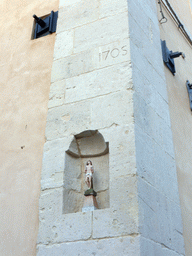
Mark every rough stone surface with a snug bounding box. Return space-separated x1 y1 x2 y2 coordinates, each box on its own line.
90 90 134 129
37 236 140 256
45 101 91 141
57 0 99 33
65 62 132 104
41 138 69 190
99 0 128 19
96 39 131 69
51 49 95 82
48 79 66 109
140 236 184 256
101 124 136 179
93 207 138 239
53 30 74 60
74 12 129 53
38 187 92 244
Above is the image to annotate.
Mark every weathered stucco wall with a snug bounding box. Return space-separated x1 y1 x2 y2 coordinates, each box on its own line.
0 1 58 255
157 1 192 255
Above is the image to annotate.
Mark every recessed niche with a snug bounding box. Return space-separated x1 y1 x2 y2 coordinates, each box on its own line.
63 130 109 214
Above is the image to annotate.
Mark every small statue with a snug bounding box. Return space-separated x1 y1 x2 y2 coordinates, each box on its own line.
83 160 98 211
85 160 94 189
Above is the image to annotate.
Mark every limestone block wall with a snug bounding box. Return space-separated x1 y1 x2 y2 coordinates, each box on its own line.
37 0 139 255
128 0 185 255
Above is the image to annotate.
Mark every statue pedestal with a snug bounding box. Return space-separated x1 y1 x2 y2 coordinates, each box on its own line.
82 195 98 212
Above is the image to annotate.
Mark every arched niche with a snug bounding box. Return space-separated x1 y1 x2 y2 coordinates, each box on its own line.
63 130 109 214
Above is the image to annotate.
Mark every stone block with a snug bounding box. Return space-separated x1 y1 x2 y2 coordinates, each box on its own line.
135 124 157 186
110 176 138 213
134 91 175 158
138 177 183 252
129 18 164 78
138 180 167 245
133 92 155 138
159 118 175 158
38 188 63 222
129 16 164 79
38 210 92 245
96 190 110 210
168 202 185 255
74 12 129 53
148 88 170 126
38 188 64 244
48 79 65 109
53 31 74 60
45 101 91 140
43 136 73 153
41 139 66 190
131 39 165 82
156 153 179 204
96 39 131 69
130 42 152 81
140 236 182 256
37 236 140 256
51 211 92 243
135 124 179 204
100 124 136 178
51 39 131 83
51 50 95 82
132 65 168 104
90 90 134 130
99 0 128 19
63 189 83 214
93 208 138 239
64 155 82 192
65 61 132 103
57 0 99 33
151 68 168 103
128 0 159 35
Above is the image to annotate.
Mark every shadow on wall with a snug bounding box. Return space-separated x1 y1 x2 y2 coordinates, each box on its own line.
63 130 109 214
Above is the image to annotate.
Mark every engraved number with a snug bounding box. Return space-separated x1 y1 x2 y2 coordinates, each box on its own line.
99 45 127 61
102 50 110 60
111 48 120 58
121 45 128 56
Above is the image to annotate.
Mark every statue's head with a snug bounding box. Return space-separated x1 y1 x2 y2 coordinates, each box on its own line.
86 160 92 165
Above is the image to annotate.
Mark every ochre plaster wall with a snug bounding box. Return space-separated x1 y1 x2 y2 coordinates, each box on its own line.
0 1 59 255
166 0 192 35
157 2 192 255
